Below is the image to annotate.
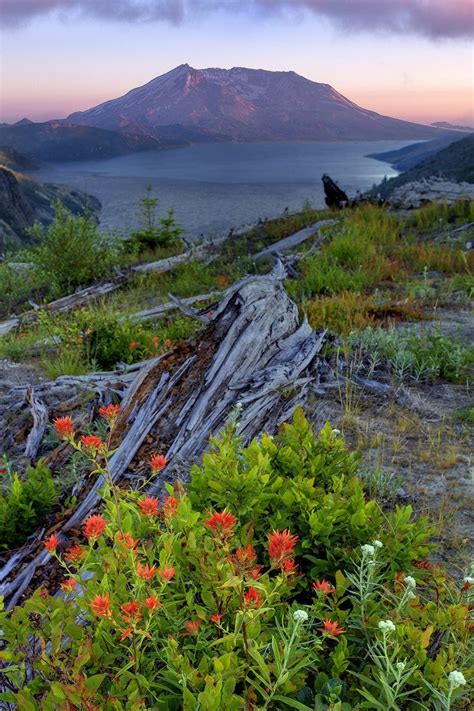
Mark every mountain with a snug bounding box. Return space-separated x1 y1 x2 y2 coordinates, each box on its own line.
0 120 164 163
431 121 474 132
367 132 471 172
67 64 447 142
369 134 474 198
0 164 101 250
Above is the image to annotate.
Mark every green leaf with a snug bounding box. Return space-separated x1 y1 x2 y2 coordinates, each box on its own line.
273 695 313 710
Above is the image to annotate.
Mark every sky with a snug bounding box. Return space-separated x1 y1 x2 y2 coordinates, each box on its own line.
1 0 473 126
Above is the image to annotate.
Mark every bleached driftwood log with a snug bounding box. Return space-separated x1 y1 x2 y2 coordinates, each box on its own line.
24 388 48 460
0 264 329 607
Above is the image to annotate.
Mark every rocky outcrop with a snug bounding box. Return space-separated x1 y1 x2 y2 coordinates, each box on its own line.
387 176 474 208
0 166 101 250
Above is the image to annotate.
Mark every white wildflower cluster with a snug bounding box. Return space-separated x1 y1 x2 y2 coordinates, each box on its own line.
361 544 375 557
463 576 474 585
331 428 341 436
378 620 396 633
404 575 416 589
448 670 466 689
372 540 383 549
293 609 308 623
396 662 406 672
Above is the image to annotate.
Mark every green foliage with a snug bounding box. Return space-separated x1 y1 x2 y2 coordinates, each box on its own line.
0 411 471 710
0 263 47 319
127 184 184 255
349 325 474 382
28 202 119 297
406 199 474 232
0 460 57 548
189 410 432 578
38 306 199 373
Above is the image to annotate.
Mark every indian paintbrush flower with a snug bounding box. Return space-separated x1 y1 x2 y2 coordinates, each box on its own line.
53 416 75 441
83 514 107 541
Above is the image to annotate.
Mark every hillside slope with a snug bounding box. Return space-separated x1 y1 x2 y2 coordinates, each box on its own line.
371 134 474 197
0 121 163 163
68 64 447 142
0 165 101 250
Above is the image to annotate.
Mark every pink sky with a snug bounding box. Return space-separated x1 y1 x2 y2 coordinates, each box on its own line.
1 1 473 126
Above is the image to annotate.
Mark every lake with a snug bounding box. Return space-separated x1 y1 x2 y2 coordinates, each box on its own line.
31 141 413 239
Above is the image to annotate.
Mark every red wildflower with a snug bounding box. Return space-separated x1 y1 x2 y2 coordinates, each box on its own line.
281 558 298 575
138 496 159 516
158 566 175 581
205 510 237 536
152 335 159 348
80 434 105 454
321 619 345 637
144 594 161 610
243 586 263 607
136 561 157 581
64 544 85 564
129 341 139 349
313 579 336 595
268 529 298 567
235 544 257 567
413 559 432 570
461 580 472 593
247 565 263 580
121 600 142 623
121 626 133 640
98 404 121 424
150 453 167 473
117 532 138 550
44 534 60 553
61 578 77 593
90 593 112 618
53 416 75 440
210 613 223 624
162 495 178 518
83 514 107 541
183 619 201 635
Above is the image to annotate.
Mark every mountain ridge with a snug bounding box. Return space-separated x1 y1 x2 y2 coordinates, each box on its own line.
67 64 447 142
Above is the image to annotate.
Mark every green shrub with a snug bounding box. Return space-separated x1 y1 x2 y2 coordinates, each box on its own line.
28 202 120 297
0 459 57 548
126 185 184 255
189 410 432 577
0 411 471 710
0 263 47 318
37 305 200 373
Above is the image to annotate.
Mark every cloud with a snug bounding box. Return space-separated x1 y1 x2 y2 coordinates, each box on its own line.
1 0 473 39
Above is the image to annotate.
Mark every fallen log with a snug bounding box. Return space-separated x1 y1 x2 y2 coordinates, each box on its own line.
253 219 338 259
24 388 48 460
0 263 331 606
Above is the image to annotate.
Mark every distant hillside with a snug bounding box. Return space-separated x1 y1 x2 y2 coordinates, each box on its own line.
68 63 448 142
370 134 474 198
431 121 474 132
367 133 470 172
0 146 39 171
0 121 163 163
0 165 101 250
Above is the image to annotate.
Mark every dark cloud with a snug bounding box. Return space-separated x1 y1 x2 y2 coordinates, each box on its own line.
1 0 473 39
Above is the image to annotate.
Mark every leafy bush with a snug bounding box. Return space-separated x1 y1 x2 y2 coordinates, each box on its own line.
0 263 47 319
1 410 471 710
0 460 57 548
349 325 474 382
28 202 120 297
38 306 199 373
